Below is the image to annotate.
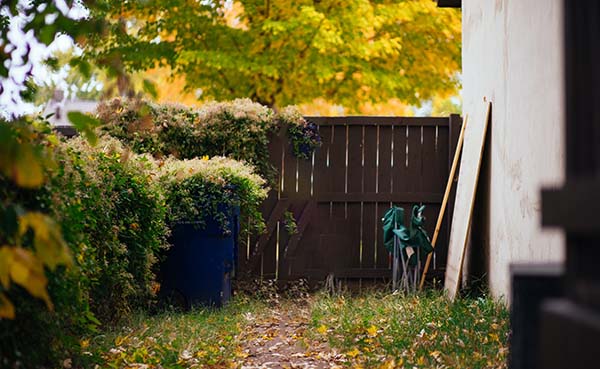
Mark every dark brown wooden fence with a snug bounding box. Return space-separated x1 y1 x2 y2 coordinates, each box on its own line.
241 115 462 282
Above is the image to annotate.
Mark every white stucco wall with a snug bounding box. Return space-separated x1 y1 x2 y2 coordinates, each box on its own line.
462 0 565 299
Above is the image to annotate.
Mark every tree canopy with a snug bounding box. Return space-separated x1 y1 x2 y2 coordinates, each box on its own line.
90 0 461 110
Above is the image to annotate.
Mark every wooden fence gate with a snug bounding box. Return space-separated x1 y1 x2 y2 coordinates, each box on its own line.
241 115 462 283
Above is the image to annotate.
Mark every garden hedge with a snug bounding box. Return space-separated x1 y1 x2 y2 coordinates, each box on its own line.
97 98 321 182
0 136 170 367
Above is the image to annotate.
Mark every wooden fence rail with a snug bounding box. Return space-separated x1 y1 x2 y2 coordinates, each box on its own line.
242 114 462 283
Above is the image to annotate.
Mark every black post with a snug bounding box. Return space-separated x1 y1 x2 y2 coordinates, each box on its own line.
538 1 600 368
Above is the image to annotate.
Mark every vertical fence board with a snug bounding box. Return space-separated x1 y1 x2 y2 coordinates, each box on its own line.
261 226 278 279
306 125 332 273
347 125 364 193
422 126 439 193
282 147 295 199
392 124 410 194
362 202 377 269
250 133 284 276
376 201 391 269
346 126 364 269
407 126 424 192
314 125 333 195
344 202 362 269
297 157 313 198
436 126 450 191
378 125 393 195
363 125 378 193
330 125 347 194
330 124 348 273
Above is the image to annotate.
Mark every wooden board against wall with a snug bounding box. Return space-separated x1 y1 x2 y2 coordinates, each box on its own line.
444 102 492 300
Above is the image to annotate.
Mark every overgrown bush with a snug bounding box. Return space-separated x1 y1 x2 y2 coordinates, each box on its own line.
51 137 169 321
97 98 321 181
0 135 170 367
155 156 268 238
279 106 322 160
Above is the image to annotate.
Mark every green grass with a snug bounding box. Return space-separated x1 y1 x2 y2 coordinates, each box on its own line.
309 291 509 369
80 296 266 369
74 291 509 369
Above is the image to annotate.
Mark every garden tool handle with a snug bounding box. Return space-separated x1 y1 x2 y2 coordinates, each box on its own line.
419 114 468 290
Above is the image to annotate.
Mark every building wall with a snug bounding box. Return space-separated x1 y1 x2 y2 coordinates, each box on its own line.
462 0 565 299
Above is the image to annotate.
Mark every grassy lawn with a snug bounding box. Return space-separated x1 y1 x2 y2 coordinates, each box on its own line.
310 291 509 368
81 297 266 368
82 291 508 368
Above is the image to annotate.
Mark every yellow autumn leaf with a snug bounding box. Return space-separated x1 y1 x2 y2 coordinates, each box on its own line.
19 212 72 270
9 248 53 310
233 348 246 358
201 155 209 161
346 347 360 358
380 359 395 369
417 355 426 365
0 246 14 289
489 333 499 342
366 325 378 337
316 324 328 334
12 142 45 188
115 335 128 346
430 350 441 359
0 293 15 319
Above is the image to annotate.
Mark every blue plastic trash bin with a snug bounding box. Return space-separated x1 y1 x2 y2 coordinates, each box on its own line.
159 206 239 308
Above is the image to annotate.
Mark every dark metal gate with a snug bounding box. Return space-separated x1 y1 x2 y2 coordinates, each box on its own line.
241 115 462 282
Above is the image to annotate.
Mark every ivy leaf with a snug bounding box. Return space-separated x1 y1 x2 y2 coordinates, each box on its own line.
67 111 101 146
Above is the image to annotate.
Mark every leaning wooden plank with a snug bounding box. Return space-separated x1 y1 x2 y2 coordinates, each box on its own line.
444 102 491 300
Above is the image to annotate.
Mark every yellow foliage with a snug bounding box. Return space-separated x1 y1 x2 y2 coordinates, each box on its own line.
19 212 72 270
298 98 413 116
366 325 378 337
346 347 361 358
0 128 46 188
0 122 74 319
11 143 45 188
0 293 15 319
4 246 53 310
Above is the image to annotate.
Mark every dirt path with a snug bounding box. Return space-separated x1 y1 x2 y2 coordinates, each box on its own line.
235 302 347 369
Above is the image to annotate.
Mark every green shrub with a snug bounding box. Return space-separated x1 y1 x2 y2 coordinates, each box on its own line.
0 136 170 367
156 156 268 237
51 137 169 321
97 98 321 182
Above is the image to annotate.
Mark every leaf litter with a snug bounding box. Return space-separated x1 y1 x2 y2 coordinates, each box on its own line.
236 299 347 369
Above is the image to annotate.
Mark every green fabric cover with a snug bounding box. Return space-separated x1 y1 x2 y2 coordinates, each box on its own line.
382 206 406 252
381 204 434 264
